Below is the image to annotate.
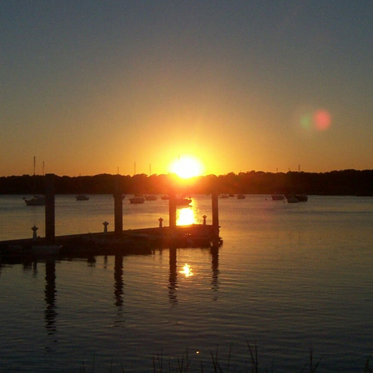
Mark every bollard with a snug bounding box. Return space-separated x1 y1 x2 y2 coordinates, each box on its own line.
202 215 207 225
103 221 109 234
158 217 164 228
32 225 38 240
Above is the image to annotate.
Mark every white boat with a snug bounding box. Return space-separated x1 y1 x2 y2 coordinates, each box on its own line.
176 198 192 206
76 194 89 201
129 196 145 204
24 157 45 206
24 195 45 206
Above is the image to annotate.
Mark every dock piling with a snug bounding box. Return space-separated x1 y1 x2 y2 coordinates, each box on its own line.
45 173 55 243
211 192 219 237
114 175 123 236
168 190 177 229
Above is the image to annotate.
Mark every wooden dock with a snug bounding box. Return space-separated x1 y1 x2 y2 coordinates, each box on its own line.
0 174 222 261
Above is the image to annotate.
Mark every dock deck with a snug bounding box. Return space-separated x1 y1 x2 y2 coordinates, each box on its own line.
0 224 222 260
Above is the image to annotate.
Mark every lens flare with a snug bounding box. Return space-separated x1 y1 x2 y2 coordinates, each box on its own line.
300 113 312 130
297 107 332 132
314 110 332 131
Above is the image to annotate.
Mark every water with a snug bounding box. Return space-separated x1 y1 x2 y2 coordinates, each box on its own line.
0 195 372 372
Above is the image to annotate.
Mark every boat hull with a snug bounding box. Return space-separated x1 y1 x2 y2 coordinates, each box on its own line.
76 194 89 201
24 196 45 206
129 197 145 204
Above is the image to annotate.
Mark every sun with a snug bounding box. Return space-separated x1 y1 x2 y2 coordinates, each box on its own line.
169 156 204 179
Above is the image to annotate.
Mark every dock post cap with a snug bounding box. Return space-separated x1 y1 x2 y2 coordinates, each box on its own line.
158 217 164 228
103 221 109 234
202 215 207 225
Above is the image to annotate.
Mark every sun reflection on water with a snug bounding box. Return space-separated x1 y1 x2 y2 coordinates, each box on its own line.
180 263 193 277
176 201 199 226
177 208 195 225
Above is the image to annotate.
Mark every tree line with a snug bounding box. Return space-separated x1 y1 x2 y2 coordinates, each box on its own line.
0 169 372 196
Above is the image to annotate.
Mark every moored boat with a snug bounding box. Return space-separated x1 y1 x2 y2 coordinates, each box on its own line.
286 194 308 203
129 196 145 204
176 198 192 206
24 157 45 206
24 195 45 206
295 194 308 202
145 195 157 201
237 194 245 199
76 194 89 201
286 195 299 203
271 193 285 201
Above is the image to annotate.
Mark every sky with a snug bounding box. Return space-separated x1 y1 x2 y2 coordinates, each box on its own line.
1 0 372 177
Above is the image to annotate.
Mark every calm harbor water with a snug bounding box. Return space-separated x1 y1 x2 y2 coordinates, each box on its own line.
0 194 372 372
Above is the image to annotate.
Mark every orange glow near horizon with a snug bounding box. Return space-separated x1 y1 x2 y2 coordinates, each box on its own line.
169 156 205 179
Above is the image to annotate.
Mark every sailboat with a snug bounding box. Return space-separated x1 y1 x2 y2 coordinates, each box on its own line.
24 194 45 206
24 157 45 206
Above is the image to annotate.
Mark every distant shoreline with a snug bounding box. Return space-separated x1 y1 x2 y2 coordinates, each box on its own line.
1 169 372 196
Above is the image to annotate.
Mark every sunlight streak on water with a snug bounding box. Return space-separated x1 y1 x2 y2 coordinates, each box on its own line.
177 207 195 225
180 263 193 277
176 198 201 226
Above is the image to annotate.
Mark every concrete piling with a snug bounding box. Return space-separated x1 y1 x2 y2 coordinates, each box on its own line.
45 173 55 243
114 175 123 236
168 190 177 229
211 192 219 237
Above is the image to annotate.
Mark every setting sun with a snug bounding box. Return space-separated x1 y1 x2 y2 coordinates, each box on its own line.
169 156 204 179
